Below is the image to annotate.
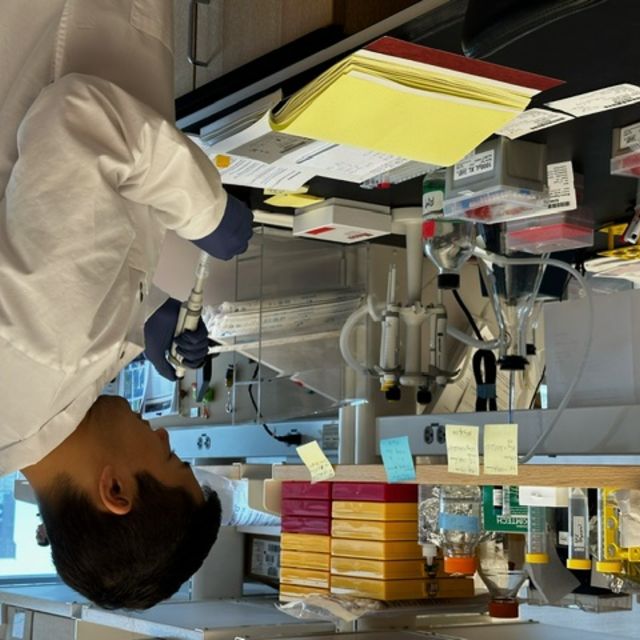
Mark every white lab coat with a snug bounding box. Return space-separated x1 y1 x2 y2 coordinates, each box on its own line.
0 0 227 474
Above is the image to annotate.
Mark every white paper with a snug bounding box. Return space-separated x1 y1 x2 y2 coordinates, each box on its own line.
453 149 495 181
497 108 574 139
544 288 640 408
202 109 410 184
215 154 313 190
546 84 640 117
282 141 408 183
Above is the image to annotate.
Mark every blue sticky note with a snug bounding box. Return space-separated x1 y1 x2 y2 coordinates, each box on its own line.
380 436 416 483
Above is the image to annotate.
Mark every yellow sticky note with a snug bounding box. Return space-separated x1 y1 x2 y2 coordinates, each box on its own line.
264 193 324 208
296 441 335 483
445 425 480 475
484 424 518 475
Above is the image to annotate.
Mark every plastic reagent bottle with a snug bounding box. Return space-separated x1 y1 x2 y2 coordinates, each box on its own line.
477 533 527 619
567 487 591 570
438 485 482 575
422 175 475 290
526 506 550 564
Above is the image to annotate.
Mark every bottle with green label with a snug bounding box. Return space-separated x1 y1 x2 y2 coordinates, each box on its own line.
422 173 476 290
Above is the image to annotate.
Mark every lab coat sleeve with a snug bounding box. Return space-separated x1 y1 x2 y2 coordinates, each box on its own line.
16 73 227 240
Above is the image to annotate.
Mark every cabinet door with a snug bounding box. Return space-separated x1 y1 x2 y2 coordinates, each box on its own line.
173 0 334 98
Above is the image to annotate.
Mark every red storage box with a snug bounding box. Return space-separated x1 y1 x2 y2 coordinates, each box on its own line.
331 482 418 503
282 481 332 500
282 516 332 535
282 499 332 518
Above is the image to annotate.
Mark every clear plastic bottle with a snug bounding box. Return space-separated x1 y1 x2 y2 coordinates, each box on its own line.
567 488 591 570
478 533 527 618
438 485 482 575
422 175 475 290
526 506 550 564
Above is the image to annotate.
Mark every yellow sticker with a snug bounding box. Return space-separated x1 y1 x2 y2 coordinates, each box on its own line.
264 193 324 208
445 425 480 476
296 441 335 483
483 424 519 475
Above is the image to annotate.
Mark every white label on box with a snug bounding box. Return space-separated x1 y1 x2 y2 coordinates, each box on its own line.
251 538 280 578
558 530 569 546
621 122 640 150
546 84 640 117
497 108 574 140
546 161 577 211
453 150 495 181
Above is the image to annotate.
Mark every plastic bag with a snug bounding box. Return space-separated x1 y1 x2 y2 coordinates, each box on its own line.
276 594 383 624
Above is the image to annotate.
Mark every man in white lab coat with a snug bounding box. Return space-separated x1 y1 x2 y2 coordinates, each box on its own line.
0 0 253 609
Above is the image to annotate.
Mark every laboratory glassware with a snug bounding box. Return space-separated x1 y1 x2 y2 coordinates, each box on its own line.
438 484 482 575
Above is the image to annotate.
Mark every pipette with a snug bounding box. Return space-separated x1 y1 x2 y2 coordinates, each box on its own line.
166 250 210 379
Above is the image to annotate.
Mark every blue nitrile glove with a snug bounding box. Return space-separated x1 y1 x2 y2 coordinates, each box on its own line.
144 298 210 381
192 194 254 260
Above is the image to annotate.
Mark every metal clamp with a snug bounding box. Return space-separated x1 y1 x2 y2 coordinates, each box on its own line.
188 0 211 67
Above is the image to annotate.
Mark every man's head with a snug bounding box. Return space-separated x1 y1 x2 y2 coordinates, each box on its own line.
23 396 221 609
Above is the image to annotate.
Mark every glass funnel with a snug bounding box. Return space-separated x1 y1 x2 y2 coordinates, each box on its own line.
477 225 546 370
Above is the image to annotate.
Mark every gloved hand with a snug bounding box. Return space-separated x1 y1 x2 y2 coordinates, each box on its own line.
144 297 210 381
192 193 254 260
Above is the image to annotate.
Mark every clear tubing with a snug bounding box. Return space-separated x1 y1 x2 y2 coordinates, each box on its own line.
526 506 550 564
472 248 594 464
446 325 501 350
567 488 591 569
339 303 372 376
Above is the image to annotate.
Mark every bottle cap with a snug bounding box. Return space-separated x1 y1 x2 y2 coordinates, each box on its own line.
567 558 592 570
443 555 477 575
488 599 519 619
438 273 460 289
595 560 622 573
525 552 549 564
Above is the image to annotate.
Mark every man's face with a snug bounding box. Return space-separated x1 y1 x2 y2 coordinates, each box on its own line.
92 396 203 503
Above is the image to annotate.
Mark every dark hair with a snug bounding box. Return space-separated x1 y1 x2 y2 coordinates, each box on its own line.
38 473 221 610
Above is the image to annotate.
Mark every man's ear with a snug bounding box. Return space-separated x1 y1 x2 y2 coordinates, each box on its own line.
98 465 133 515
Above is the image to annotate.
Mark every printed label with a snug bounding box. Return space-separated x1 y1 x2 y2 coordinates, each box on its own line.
572 515 587 550
546 84 640 118
621 122 640 150
453 150 495 181
497 108 574 140
546 161 577 212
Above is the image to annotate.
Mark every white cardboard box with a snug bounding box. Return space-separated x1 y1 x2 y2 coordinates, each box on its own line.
293 198 391 243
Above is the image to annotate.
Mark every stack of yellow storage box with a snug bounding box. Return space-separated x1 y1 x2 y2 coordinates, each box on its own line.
330 482 475 601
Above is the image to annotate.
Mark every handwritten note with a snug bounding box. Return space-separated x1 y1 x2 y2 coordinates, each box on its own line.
380 436 416 483
484 424 519 475
296 441 335 483
445 425 480 475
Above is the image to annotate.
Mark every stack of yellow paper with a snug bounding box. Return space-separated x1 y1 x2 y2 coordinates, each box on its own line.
270 37 562 166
